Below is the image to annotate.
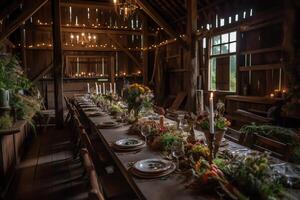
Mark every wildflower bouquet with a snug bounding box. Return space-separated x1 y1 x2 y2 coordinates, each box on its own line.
124 83 153 117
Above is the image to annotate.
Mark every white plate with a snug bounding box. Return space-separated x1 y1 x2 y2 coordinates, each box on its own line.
115 138 144 148
134 159 172 174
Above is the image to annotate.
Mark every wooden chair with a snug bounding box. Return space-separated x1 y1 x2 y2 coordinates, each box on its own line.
80 148 105 200
89 170 106 200
79 129 135 199
235 109 273 125
225 127 245 144
250 133 293 161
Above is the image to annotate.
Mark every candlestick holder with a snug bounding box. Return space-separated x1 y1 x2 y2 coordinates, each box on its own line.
202 130 226 163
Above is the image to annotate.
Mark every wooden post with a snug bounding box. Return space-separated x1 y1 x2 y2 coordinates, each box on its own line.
51 0 64 128
282 0 295 90
142 12 149 84
185 0 198 111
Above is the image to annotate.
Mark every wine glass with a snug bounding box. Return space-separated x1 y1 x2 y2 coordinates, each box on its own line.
140 125 151 143
171 141 185 170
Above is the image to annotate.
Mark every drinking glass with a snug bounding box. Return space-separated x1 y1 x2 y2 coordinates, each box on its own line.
171 141 185 170
140 125 151 143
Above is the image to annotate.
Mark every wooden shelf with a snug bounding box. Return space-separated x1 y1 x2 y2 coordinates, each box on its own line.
239 63 282 71
240 46 282 55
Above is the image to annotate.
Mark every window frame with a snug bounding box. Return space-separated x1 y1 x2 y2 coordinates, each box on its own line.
208 31 237 92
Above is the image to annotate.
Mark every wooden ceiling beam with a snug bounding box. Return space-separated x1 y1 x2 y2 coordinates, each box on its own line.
153 0 179 21
106 34 142 68
31 25 154 36
136 0 187 48
60 0 114 9
0 0 48 43
0 0 22 21
25 46 142 52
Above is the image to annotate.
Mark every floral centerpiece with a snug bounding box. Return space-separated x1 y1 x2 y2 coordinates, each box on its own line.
124 83 153 119
196 100 231 160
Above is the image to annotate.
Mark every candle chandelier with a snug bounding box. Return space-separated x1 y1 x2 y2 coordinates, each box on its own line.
70 33 97 45
113 0 139 20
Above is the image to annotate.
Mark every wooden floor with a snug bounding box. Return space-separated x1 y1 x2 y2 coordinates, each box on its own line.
6 126 89 200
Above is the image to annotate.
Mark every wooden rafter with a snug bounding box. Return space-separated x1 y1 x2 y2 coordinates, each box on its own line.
32 62 53 83
0 0 22 21
60 0 114 9
105 34 142 68
136 0 187 48
0 0 48 43
31 25 155 36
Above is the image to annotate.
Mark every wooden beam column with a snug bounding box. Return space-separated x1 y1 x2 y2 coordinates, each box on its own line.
185 0 198 111
51 0 64 128
142 12 149 84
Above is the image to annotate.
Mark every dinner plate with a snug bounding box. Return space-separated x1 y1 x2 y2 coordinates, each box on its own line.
97 121 121 129
83 108 99 112
88 112 105 117
131 162 176 179
115 138 144 148
112 144 145 152
133 159 173 174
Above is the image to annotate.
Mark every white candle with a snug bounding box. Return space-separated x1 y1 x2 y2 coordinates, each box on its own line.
87 83 90 94
209 92 215 134
200 90 204 112
103 82 106 94
99 84 102 94
113 82 116 94
110 83 113 93
95 83 98 95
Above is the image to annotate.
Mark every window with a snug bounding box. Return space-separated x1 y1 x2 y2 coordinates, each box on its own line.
209 31 237 92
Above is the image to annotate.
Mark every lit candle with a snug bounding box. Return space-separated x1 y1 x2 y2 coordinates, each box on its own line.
113 82 116 94
110 83 113 93
95 82 98 95
200 90 204 113
87 83 90 94
270 93 274 98
99 84 102 94
209 92 215 134
103 82 106 94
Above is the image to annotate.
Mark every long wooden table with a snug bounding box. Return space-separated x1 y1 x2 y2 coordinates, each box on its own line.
77 99 299 200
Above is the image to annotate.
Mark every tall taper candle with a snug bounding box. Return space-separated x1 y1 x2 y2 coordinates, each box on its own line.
103 82 106 94
95 83 98 95
209 92 215 134
113 82 116 94
109 83 112 93
87 83 90 94
200 90 204 112
99 84 102 94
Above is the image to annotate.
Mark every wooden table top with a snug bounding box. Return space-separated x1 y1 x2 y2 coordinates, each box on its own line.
76 99 299 200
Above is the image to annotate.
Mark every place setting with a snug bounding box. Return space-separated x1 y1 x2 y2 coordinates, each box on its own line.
129 158 176 179
112 137 145 152
96 121 123 129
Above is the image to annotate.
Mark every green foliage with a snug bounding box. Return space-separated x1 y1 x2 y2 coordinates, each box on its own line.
160 132 182 152
240 124 296 144
0 114 13 129
240 124 300 163
222 153 283 199
0 55 41 125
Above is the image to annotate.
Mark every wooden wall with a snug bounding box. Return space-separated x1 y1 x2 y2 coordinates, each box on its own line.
20 1 146 108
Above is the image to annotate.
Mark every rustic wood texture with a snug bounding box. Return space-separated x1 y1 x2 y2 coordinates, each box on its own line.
51 0 64 128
